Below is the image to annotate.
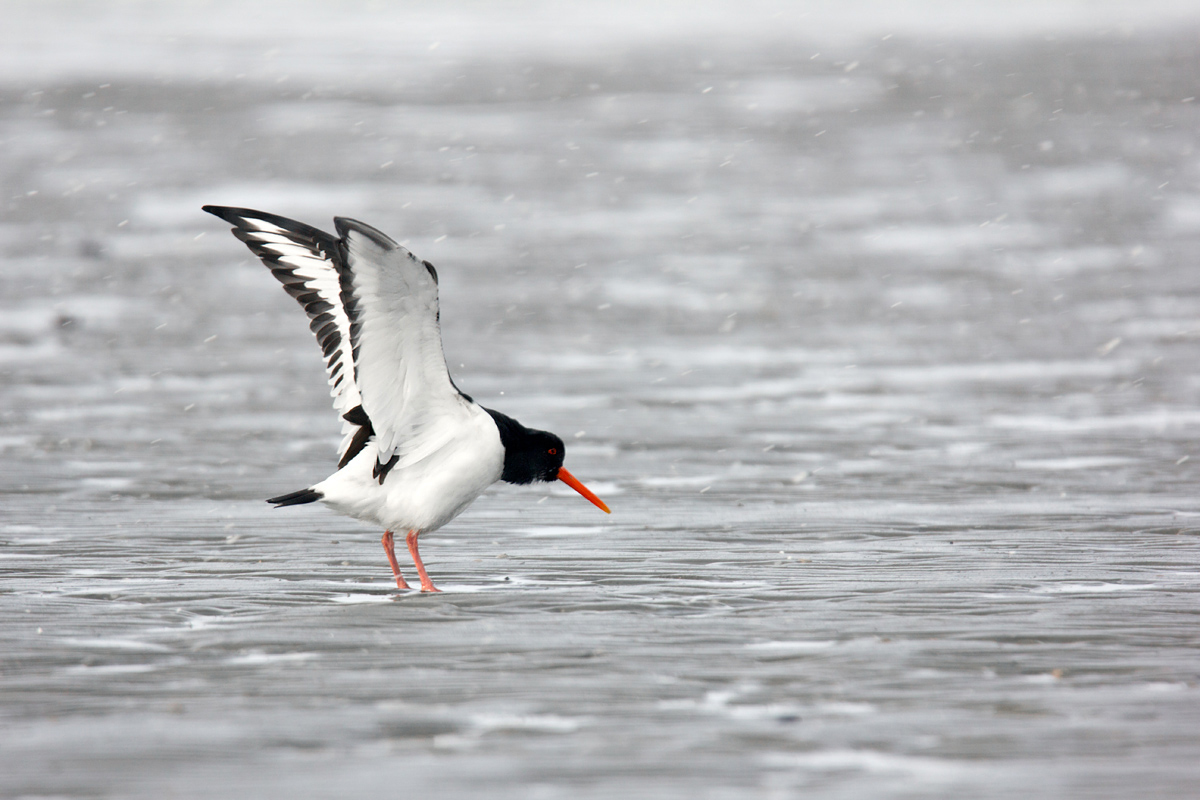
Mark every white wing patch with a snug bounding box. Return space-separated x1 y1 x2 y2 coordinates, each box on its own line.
336 218 474 477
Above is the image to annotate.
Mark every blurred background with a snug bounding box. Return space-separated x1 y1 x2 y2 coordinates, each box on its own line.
3 1 1200 798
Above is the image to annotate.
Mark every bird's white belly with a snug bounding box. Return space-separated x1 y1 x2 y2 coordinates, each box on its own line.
313 410 504 533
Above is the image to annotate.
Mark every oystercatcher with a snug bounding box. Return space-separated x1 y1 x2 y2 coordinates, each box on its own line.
203 206 610 592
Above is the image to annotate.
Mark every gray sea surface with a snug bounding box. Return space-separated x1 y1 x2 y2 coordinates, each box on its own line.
3 3 1200 798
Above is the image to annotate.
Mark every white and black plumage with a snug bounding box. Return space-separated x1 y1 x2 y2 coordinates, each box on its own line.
203 206 610 592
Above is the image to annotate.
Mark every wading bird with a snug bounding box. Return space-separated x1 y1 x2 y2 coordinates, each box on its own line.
204 206 610 592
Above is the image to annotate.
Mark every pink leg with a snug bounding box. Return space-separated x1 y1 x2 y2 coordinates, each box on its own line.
406 530 440 593
381 530 411 590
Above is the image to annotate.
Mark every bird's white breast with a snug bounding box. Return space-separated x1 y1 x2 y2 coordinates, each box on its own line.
314 403 504 533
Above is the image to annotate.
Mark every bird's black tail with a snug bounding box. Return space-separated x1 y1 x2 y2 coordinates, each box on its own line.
267 488 324 507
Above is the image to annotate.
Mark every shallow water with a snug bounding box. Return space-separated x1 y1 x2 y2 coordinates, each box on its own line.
3 3 1200 798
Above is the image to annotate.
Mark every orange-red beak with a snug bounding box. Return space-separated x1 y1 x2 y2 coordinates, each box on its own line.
557 467 611 513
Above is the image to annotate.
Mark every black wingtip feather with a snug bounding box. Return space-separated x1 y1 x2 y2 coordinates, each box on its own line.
334 216 399 250
267 488 323 507
373 453 399 484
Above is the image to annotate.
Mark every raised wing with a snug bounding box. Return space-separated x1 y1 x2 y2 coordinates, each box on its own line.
202 206 365 465
204 205 473 484
334 217 475 481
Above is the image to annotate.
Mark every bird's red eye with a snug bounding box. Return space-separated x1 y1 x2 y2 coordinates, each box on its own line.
548 448 557 455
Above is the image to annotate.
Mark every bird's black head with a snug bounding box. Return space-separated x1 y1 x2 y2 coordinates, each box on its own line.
485 408 565 484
